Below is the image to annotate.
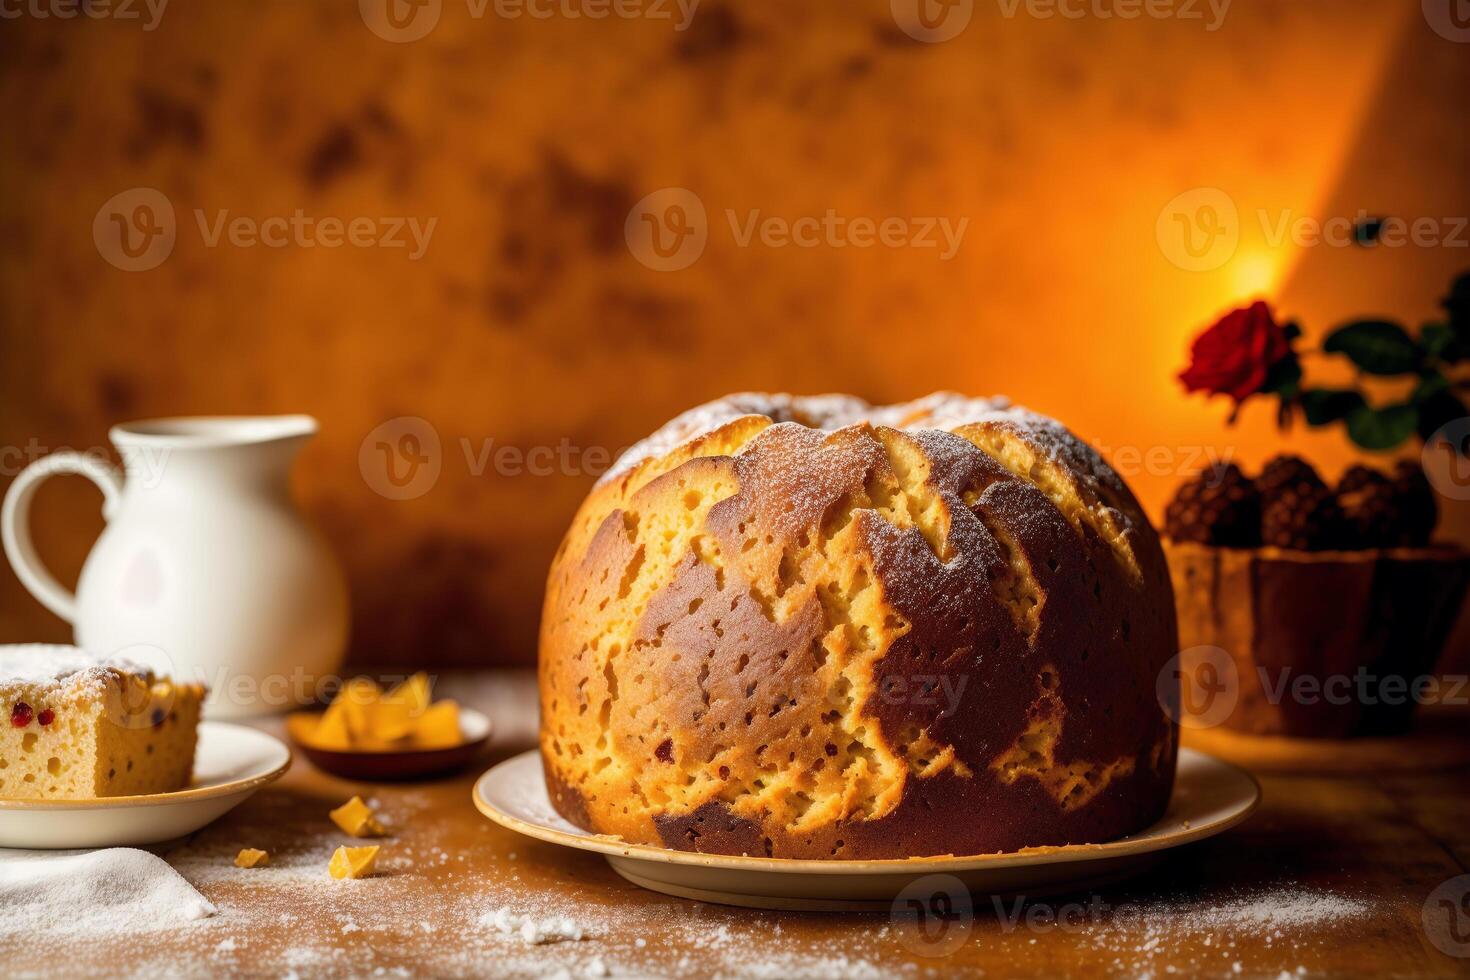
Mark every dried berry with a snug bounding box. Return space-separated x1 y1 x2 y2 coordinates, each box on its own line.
1256 454 1326 505
1164 462 1262 547
1263 482 1348 550
10 702 33 728
1336 465 1401 549
37 708 54 727
1391 460 1438 546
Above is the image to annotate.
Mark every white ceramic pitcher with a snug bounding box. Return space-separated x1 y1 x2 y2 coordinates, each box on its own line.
1 416 348 718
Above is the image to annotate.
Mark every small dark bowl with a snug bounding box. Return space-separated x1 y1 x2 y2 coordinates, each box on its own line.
285 708 492 781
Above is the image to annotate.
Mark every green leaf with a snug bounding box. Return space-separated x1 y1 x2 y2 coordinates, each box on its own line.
1421 322 1454 360
1262 356 1302 397
1416 390 1469 444
1323 320 1419 376
1412 372 1450 403
1443 271 1470 334
1345 403 1418 451
1299 388 1365 426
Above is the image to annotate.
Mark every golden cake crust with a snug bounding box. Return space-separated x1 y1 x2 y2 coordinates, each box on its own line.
539 393 1177 858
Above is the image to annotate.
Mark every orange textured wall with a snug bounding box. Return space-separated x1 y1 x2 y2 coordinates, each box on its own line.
0 1 1466 666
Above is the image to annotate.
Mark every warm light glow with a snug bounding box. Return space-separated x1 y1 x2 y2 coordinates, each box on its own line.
1229 250 1284 301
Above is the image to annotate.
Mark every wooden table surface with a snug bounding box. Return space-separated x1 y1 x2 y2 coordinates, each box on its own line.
12 671 1470 979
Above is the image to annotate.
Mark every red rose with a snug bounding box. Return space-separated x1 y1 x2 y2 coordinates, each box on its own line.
1179 301 1293 404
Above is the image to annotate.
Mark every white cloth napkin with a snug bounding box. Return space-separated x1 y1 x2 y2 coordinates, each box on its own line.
0 847 216 938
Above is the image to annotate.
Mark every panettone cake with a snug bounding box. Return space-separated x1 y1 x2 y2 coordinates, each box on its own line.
539 393 1178 859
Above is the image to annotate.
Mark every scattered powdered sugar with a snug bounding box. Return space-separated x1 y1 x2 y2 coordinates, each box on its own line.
1199 887 1375 930
732 954 890 979
0 848 217 937
1074 882 1379 975
482 906 589 944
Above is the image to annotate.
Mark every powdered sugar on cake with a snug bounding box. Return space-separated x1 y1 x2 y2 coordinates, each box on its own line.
600 392 999 486
0 644 153 699
596 391 1125 504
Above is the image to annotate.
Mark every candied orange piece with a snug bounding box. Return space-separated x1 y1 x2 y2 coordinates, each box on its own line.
336 677 383 742
328 845 379 880
387 672 432 715
312 702 352 750
412 700 462 749
235 848 270 868
329 796 385 837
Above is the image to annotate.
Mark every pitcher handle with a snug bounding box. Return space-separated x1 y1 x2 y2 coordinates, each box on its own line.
2 452 124 624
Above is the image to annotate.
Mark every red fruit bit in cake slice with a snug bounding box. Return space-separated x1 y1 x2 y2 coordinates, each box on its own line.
37 708 55 727
10 702 33 728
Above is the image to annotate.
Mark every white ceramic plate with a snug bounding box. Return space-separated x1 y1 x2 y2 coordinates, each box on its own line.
473 747 1260 910
0 722 290 849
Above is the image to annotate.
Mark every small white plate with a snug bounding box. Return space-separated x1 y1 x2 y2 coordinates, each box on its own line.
0 722 290 849
473 747 1260 911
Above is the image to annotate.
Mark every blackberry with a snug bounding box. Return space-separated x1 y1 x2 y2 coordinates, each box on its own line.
1164 462 1262 548
1256 454 1326 505
1263 482 1348 551
1391 461 1438 546
1336 465 1400 549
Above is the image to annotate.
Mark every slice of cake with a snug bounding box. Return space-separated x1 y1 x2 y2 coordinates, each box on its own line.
0 645 205 799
